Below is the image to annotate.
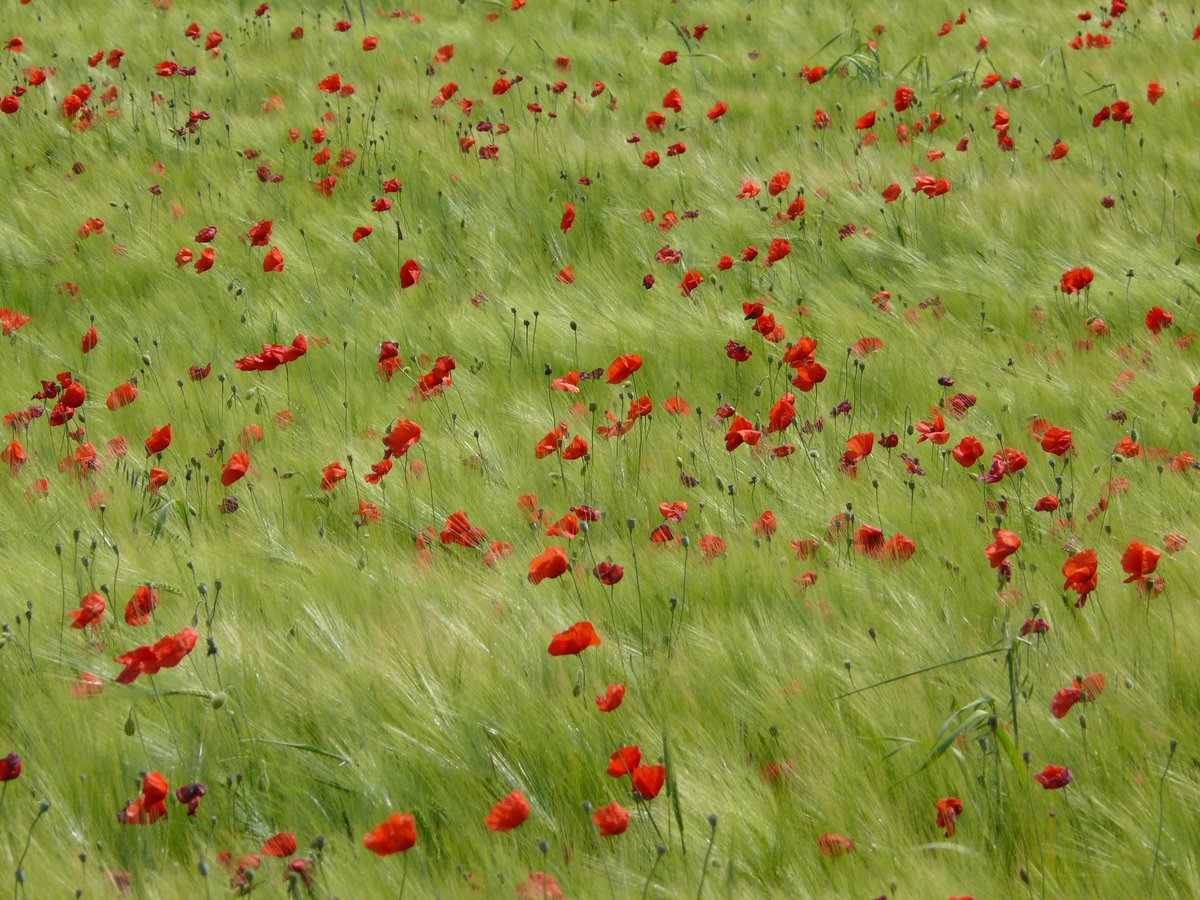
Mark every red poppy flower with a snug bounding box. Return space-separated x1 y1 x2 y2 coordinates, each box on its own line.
118 771 169 825
528 546 569 584
1034 765 1072 789
399 259 421 288
363 813 417 856
935 797 964 837
486 791 530 832
679 269 704 296
595 683 625 711
631 764 665 800
855 110 876 130
0 753 20 782
125 584 160 626
114 628 198 684
145 424 172 456
262 833 298 857
1147 81 1165 104
608 746 640 778
592 561 624 587
1121 540 1161 583
222 451 249 486
437 510 484 548
606 354 642 383
517 873 562 899
951 436 984 467
985 530 1021 568
1060 267 1093 294
1145 306 1173 335
1034 495 1059 512
383 421 421 458
725 416 761 451
1041 426 1073 456
1062 548 1098 606
662 87 682 112
593 802 629 836
107 382 139 410
263 246 284 272
548 621 600 655
817 833 854 856
894 85 915 111
321 461 347 490
194 248 215 273
706 101 728 120
68 592 107 629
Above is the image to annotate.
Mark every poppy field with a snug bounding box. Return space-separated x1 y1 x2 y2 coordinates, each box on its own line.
3 1 1200 897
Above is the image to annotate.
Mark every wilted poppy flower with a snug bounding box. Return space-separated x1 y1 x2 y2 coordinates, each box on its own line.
548 621 600 655
528 546 569 584
176 783 207 816
486 790 530 832
1034 765 1072 789
594 802 630 836
595 683 625 711
262 833 298 857
363 813 417 856
935 797 964 837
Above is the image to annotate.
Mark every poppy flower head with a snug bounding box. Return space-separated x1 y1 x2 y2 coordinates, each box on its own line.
363 813 417 856
1034 765 1072 789
548 620 600 655
1121 540 1162 583
595 683 625 711
631 764 666 800
935 797 964 837
486 790 530 832
593 802 629 836
0 753 20 782
261 832 298 857
528 546 569 584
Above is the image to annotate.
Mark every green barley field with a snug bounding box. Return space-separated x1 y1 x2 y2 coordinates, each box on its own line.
2 0 1200 897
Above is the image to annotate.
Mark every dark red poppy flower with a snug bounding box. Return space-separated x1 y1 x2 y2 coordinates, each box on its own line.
364 813 417 856
935 797 964 837
593 561 624 585
0 753 20 782
548 620 600 655
176 783 206 816
486 791 530 832
1034 765 1072 789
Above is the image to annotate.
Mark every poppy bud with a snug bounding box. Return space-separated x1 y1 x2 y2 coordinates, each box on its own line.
210 692 226 709
124 711 137 736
